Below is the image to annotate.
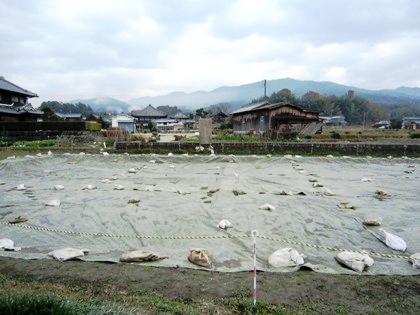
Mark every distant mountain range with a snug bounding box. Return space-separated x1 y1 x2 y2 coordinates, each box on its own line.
71 78 420 113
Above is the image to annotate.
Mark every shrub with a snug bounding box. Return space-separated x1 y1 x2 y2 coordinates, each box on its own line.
12 140 56 147
409 132 420 139
331 131 342 139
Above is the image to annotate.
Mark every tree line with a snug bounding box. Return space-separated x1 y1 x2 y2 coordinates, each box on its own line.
39 101 94 117
252 89 420 128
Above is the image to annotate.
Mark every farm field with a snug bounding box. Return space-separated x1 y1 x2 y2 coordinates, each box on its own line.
0 136 419 314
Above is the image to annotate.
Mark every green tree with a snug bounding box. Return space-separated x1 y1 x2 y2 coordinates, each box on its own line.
41 107 61 121
195 108 208 118
300 91 330 112
269 88 297 104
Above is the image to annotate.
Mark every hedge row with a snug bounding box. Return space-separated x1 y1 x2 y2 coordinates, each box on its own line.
0 121 101 131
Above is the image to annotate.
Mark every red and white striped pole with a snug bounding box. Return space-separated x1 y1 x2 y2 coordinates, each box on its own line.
251 230 259 305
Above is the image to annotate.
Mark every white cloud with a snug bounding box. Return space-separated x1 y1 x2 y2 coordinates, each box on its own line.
0 0 419 106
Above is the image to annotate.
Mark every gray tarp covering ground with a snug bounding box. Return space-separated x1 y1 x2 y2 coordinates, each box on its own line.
1 153 419 275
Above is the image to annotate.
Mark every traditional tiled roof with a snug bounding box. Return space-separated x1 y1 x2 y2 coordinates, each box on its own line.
131 105 167 118
56 113 83 119
230 101 270 115
171 112 188 119
0 103 43 115
0 76 38 97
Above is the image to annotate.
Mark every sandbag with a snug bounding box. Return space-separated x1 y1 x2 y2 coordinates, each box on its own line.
337 202 356 210
335 252 374 272
8 215 28 224
268 248 305 268
120 249 167 262
217 219 233 230
188 248 212 268
48 247 89 262
362 218 382 226
258 203 275 211
409 253 420 269
380 229 407 252
0 238 21 251
45 199 60 207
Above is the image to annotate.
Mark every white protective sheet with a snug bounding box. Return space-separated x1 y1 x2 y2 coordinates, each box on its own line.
0 153 419 275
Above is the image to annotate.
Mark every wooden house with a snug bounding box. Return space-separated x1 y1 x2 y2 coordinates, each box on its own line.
56 113 83 121
210 110 228 127
231 101 321 136
0 76 42 121
402 117 420 130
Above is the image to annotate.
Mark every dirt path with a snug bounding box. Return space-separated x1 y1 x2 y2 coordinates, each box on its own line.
1 257 419 314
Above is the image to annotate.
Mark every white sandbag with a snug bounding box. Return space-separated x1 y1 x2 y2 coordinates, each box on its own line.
16 184 26 191
380 229 407 252
45 199 60 207
53 184 64 190
120 249 167 262
409 253 420 269
335 252 374 272
279 190 293 196
217 219 233 230
82 184 97 190
323 188 336 196
0 238 21 251
48 247 89 262
258 203 275 211
268 248 305 268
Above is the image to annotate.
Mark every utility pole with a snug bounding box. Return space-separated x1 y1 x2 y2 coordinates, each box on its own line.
264 80 267 99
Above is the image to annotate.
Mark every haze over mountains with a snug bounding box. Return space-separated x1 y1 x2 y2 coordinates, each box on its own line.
71 78 420 113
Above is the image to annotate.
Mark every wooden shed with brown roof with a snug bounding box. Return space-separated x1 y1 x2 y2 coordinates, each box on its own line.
230 101 322 136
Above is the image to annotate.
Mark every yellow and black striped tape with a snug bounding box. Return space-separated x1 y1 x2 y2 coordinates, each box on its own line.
0 221 410 260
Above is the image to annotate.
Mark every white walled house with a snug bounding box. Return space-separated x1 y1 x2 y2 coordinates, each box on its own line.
112 115 136 133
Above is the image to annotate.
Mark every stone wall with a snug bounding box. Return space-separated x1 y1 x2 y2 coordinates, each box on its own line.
1 130 99 143
115 141 420 156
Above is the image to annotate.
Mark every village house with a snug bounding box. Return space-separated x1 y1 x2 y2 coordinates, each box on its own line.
230 101 322 136
111 115 136 133
402 117 420 130
209 110 228 128
131 104 167 128
0 76 42 121
56 113 83 121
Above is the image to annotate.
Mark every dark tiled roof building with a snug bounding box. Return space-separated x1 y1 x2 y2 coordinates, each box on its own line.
131 104 167 125
0 76 42 121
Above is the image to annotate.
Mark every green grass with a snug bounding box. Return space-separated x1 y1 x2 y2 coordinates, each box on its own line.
0 292 135 315
12 140 57 148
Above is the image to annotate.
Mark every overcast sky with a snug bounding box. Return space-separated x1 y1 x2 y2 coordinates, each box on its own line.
1 0 419 107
